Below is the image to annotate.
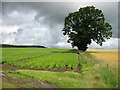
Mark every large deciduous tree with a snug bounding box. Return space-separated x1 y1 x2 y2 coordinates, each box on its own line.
62 6 112 72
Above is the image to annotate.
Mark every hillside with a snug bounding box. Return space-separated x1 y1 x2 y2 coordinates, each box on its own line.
0 44 46 48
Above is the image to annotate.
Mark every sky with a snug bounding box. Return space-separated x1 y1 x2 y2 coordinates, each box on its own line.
0 1 120 49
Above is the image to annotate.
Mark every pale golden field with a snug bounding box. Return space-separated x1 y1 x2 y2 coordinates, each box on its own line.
87 49 119 67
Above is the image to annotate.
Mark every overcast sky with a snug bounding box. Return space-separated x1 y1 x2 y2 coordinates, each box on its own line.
1 1 119 49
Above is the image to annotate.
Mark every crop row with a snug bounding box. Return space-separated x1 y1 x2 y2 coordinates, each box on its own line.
2 48 97 69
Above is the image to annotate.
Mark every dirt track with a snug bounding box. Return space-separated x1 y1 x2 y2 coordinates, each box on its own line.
1 64 58 88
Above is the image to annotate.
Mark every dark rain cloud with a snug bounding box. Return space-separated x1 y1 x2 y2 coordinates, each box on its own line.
1 2 119 48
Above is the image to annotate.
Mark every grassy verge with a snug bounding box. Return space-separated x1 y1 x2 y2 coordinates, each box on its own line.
5 65 118 88
2 81 16 88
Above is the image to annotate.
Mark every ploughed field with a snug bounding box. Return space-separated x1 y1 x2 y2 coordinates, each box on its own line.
1 48 119 88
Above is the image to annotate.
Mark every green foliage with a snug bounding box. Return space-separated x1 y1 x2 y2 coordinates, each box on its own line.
2 48 100 70
2 48 79 69
97 67 118 88
62 6 112 51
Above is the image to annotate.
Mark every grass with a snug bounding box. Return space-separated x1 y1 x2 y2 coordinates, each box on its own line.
2 73 41 88
5 65 118 88
9 70 91 88
2 81 16 88
2 48 119 88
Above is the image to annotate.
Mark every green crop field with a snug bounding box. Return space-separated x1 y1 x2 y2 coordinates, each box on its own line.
1 48 119 88
2 48 98 70
2 48 79 69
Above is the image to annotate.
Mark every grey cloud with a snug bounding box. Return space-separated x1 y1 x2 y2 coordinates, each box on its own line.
13 28 23 44
88 38 119 49
0 2 2 44
1 32 15 44
1 2 119 48
118 1 120 38
2 2 118 36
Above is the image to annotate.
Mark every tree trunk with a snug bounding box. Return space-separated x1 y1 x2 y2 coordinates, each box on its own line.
75 50 82 73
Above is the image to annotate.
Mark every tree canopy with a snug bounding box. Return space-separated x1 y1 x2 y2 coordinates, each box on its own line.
62 6 112 51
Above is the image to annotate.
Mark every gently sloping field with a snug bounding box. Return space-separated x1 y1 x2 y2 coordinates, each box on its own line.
1 48 119 88
87 49 118 67
2 48 103 71
2 48 79 69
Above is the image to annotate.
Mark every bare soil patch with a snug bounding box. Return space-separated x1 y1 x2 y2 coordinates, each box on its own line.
2 64 81 73
2 72 58 88
2 64 59 88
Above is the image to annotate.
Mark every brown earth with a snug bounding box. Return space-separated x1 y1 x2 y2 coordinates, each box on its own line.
2 64 78 72
1 63 82 88
2 72 58 88
1 64 59 88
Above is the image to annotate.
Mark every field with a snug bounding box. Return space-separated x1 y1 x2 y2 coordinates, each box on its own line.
87 49 118 67
0 48 119 88
2 48 79 69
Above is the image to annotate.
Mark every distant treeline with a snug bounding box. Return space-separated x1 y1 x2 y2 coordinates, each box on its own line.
1 44 46 48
